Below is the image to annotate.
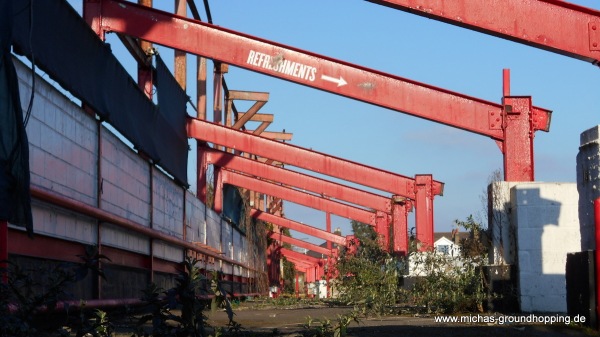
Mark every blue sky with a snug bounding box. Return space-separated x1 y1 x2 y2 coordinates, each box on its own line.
72 1 600 242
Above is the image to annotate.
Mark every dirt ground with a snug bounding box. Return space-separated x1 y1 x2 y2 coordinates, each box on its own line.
204 304 597 337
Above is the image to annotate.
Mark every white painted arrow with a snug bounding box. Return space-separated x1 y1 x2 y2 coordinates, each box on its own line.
321 74 347 87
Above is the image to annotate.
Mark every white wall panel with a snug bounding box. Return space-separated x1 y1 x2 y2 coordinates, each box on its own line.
101 129 151 226
153 169 184 238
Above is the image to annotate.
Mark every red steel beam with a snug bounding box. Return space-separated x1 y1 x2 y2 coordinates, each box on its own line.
269 232 332 256
205 147 392 212
96 0 550 140
280 247 322 265
367 0 600 66
220 170 375 225
189 117 442 198
250 209 347 246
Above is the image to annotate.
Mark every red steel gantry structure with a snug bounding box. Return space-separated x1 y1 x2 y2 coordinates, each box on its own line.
86 0 551 183
367 0 600 66
82 0 556 279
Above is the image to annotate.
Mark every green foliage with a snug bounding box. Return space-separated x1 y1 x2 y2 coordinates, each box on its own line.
132 256 242 337
408 216 489 314
302 309 360 337
334 221 402 316
0 246 111 337
281 257 296 294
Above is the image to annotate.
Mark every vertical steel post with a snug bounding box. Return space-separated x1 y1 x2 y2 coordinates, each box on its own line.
502 71 535 182
326 212 332 251
376 211 390 251
213 166 223 213
392 198 409 256
174 0 186 89
137 0 153 100
415 174 434 249
502 96 534 181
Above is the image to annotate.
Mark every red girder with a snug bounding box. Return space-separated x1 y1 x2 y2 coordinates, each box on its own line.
96 0 550 140
368 0 600 66
280 247 322 266
269 232 332 256
189 117 442 198
250 209 347 246
220 170 375 225
204 147 392 212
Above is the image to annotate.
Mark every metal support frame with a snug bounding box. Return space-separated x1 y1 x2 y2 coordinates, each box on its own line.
269 231 332 256
220 169 375 225
415 174 434 249
392 198 411 256
187 118 442 199
204 147 393 213
250 209 347 246
95 0 550 182
280 247 323 267
367 0 600 66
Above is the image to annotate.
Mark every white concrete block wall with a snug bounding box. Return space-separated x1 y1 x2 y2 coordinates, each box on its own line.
222 222 233 260
31 201 97 245
185 191 206 244
488 182 519 265
101 223 150 255
206 209 221 251
101 129 151 226
512 183 580 313
153 240 184 263
152 169 184 239
576 125 600 250
16 58 257 278
17 59 98 208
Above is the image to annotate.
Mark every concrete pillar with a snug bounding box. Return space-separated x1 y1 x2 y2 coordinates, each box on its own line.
488 181 518 265
577 125 600 251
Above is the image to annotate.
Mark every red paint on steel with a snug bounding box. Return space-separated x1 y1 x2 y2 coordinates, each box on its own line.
415 175 434 249
595 197 600 327
99 0 524 140
221 170 375 225
326 212 332 251
280 247 322 265
367 0 600 66
502 97 535 181
188 117 442 198
213 166 224 213
503 69 511 97
375 211 390 251
204 147 392 212
250 209 346 246
1 220 8 283
269 231 332 256
392 200 410 256
96 0 552 183
8 228 87 263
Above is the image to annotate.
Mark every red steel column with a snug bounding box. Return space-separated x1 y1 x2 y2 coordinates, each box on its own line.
502 96 534 181
326 212 332 251
392 198 410 256
1 220 7 283
213 166 223 213
415 175 434 250
595 197 600 328
375 211 390 251
502 69 535 182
